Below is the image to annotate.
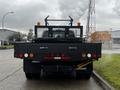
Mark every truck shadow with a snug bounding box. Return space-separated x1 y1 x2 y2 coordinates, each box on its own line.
42 72 75 80
23 73 92 90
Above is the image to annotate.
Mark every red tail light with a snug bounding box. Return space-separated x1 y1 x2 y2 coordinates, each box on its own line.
18 53 24 58
92 53 97 59
61 54 71 61
44 53 54 60
61 56 71 61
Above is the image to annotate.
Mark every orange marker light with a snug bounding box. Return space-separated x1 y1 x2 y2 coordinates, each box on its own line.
29 53 34 58
77 22 80 26
37 22 41 26
82 53 86 58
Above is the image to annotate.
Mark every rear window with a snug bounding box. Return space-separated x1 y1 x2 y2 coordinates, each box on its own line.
42 30 75 38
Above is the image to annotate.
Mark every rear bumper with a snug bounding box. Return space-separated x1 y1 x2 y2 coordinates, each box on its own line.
24 59 92 65
23 60 93 73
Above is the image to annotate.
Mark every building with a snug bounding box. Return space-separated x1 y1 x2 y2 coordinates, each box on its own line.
111 30 120 49
91 31 112 49
0 29 18 45
90 30 120 49
91 31 111 43
111 30 120 44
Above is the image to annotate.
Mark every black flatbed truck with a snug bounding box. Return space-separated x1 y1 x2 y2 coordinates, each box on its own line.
14 16 102 79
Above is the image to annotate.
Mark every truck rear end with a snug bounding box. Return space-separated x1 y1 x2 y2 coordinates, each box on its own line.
14 16 102 79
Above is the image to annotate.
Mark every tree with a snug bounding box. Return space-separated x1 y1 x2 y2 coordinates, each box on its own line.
8 32 25 42
27 29 33 40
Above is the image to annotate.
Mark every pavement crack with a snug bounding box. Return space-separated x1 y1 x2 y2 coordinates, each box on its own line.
0 66 22 83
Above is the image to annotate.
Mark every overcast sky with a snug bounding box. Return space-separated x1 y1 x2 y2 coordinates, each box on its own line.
0 0 120 33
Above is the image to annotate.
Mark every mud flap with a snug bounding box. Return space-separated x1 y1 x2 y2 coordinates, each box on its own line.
23 60 41 73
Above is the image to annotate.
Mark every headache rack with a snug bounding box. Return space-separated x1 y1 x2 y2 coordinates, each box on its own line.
34 16 83 39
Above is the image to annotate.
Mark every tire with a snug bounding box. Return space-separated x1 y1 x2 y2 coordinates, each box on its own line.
84 73 91 79
84 62 93 79
76 70 82 79
25 73 32 79
25 73 40 79
76 62 93 80
76 70 92 80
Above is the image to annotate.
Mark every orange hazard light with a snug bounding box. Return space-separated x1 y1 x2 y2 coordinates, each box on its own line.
37 22 41 26
29 53 34 58
77 22 80 26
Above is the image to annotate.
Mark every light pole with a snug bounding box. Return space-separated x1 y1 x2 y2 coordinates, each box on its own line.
2 11 14 29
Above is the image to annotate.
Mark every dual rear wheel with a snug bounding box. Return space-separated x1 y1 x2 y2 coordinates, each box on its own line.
24 62 93 80
76 62 93 80
25 73 41 79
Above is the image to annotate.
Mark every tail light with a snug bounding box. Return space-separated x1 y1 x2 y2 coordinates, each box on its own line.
44 53 71 61
18 53 24 58
24 53 28 58
61 56 71 61
82 53 86 58
18 53 34 59
92 53 97 59
44 53 54 60
61 54 71 61
29 53 34 58
82 53 92 58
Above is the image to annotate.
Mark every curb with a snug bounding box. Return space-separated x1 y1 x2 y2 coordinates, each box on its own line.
0 48 13 50
92 71 115 90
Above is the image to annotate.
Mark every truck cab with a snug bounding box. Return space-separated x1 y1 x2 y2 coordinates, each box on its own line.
42 30 75 38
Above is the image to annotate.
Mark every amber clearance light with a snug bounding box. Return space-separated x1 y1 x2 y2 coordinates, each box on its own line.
29 53 34 58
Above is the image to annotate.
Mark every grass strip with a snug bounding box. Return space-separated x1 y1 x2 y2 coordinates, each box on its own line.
94 54 120 90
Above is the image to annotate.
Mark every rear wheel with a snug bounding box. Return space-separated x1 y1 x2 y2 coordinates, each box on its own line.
25 73 32 79
76 70 82 79
25 73 40 79
84 73 92 79
76 70 92 80
76 62 93 80
24 60 41 79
